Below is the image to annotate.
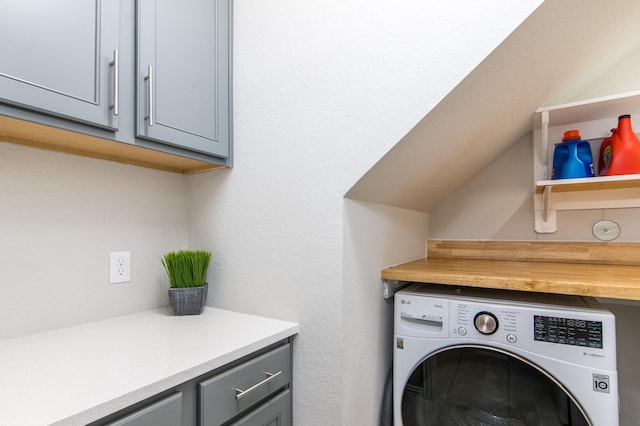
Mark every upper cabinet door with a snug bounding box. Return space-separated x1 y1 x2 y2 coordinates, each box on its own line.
136 0 231 158
0 0 120 130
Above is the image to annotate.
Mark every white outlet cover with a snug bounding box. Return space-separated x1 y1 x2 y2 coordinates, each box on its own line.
110 251 132 284
592 220 621 241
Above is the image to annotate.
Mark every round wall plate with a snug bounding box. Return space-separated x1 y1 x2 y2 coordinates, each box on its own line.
592 220 621 241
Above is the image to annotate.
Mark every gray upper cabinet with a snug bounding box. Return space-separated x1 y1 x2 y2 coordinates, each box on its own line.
0 0 120 130
0 0 232 173
136 0 230 158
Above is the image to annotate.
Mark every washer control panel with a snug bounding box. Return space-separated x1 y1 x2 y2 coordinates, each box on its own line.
395 285 617 370
449 304 604 348
452 302 521 345
534 315 603 348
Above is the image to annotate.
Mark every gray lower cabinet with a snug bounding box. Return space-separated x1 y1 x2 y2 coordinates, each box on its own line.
0 0 120 130
199 344 291 425
231 390 291 426
93 340 292 426
105 393 183 426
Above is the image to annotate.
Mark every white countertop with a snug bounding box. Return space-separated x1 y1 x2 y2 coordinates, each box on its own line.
0 307 299 426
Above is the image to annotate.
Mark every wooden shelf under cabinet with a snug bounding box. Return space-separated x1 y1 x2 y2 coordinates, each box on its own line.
0 115 224 174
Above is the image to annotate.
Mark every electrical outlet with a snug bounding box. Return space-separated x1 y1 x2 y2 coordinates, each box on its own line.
110 251 132 284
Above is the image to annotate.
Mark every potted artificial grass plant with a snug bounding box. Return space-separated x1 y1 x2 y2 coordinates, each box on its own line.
162 250 212 316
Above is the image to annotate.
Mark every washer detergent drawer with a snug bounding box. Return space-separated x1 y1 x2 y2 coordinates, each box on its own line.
198 343 291 425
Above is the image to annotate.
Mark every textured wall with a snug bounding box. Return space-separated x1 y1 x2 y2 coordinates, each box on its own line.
429 44 640 242
429 133 640 423
0 142 189 340
430 134 640 241
0 0 543 423
188 1 542 424
342 199 428 424
429 52 640 423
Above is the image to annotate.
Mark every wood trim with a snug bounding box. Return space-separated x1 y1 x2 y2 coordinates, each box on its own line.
427 240 640 266
0 115 224 174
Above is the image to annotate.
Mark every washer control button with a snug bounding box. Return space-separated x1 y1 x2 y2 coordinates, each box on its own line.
457 327 467 336
506 334 517 343
474 312 499 335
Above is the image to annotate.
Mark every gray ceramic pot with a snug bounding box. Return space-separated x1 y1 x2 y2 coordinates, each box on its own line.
168 283 208 315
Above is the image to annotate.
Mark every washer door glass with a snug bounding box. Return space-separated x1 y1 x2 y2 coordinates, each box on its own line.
402 346 589 426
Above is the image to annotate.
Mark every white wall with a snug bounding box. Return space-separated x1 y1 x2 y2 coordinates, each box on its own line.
605 300 640 426
429 57 640 424
187 1 542 424
342 199 428 424
429 43 640 242
0 142 188 340
429 133 640 424
429 133 640 242
428 134 536 240
0 0 543 423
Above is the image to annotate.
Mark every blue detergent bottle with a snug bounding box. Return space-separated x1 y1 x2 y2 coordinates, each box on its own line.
552 130 594 179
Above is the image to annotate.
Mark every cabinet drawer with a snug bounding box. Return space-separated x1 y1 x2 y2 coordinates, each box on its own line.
231 389 291 426
199 344 291 426
105 392 182 426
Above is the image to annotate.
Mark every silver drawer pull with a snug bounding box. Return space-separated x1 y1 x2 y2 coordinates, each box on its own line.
144 65 154 126
234 371 282 400
110 49 119 116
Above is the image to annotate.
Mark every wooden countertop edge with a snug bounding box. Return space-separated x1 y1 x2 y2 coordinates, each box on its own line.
381 257 640 301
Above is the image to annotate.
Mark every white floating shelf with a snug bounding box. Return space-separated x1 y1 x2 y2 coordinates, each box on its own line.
536 174 640 193
533 91 640 233
536 91 640 127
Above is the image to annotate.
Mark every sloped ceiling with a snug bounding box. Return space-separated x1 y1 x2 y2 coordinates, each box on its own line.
345 0 640 212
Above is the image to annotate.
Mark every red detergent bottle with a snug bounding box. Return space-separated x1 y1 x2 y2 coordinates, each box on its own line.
599 114 640 176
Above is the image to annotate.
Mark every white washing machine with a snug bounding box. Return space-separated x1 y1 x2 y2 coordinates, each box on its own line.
393 284 618 426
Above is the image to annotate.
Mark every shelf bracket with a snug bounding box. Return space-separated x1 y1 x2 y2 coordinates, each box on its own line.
540 110 549 171
534 185 557 233
543 185 552 222
383 280 410 300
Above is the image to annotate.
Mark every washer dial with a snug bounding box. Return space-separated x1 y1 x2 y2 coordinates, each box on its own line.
474 311 499 335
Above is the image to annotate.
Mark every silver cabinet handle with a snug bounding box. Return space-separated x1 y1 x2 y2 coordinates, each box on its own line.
234 371 282 400
144 65 154 126
110 49 119 116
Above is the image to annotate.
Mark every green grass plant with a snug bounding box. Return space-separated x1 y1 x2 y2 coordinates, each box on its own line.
162 250 212 288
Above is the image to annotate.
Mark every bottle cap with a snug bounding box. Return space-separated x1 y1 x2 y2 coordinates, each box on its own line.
562 129 581 141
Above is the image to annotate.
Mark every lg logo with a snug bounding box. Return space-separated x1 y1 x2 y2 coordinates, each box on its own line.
593 374 610 393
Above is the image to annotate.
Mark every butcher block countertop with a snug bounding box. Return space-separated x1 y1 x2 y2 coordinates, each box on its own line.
382 240 640 301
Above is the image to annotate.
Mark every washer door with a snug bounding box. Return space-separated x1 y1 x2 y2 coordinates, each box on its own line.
402 345 590 426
